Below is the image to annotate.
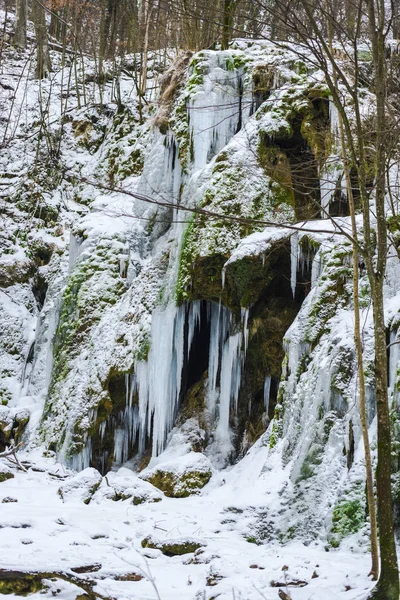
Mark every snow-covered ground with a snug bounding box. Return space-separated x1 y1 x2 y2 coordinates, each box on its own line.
0 448 374 600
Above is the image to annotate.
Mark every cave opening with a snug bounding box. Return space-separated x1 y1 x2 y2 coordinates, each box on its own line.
181 300 212 399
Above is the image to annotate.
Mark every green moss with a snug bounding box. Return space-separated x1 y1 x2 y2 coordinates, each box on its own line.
269 404 284 449
141 536 204 556
137 337 151 361
357 50 372 61
187 73 203 91
41 235 128 453
306 246 352 345
329 499 364 547
245 536 260 545
144 466 212 498
132 495 161 506
225 53 247 71
296 444 323 483
0 575 44 595
176 217 196 304
0 472 14 483
103 108 145 184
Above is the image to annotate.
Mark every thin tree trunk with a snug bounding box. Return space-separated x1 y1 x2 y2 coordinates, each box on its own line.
32 0 52 79
221 0 235 49
366 0 399 596
339 117 380 580
325 0 379 578
14 0 27 48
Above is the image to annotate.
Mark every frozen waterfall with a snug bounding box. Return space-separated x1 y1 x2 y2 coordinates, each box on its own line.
108 300 250 466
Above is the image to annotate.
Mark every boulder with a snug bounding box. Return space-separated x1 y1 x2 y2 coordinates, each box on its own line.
140 452 212 498
91 467 162 505
141 535 205 556
0 463 14 483
58 468 102 504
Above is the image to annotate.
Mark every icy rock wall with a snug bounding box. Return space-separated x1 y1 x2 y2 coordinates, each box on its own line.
187 51 251 172
31 40 357 488
225 224 377 542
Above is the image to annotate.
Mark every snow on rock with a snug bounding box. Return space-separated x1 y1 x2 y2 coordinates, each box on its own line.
0 462 14 482
141 534 206 556
141 451 213 498
92 467 163 505
58 467 102 504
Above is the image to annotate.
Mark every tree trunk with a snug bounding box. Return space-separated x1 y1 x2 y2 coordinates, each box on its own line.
32 0 52 79
326 0 380 575
366 0 399 596
221 0 235 49
14 0 27 48
368 282 400 599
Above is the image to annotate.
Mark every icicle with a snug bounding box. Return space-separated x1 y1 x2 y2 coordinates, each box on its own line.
217 330 243 439
125 373 130 406
134 304 187 457
189 56 250 171
329 100 339 142
290 233 299 298
187 301 201 358
68 234 82 273
298 243 304 275
207 302 222 416
119 256 128 278
99 421 107 441
320 160 341 212
221 266 226 289
109 300 250 466
71 438 92 471
264 376 271 414
241 308 249 354
311 251 322 289
389 329 400 401
114 428 129 464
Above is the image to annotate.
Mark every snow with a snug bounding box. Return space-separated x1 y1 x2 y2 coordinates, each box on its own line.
0 451 375 600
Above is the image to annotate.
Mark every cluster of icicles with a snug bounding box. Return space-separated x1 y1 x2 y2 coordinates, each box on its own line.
290 233 321 298
103 302 250 466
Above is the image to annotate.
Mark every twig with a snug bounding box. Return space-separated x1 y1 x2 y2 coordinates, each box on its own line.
0 443 27 472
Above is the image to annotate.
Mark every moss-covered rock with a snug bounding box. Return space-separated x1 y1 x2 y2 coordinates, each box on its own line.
0 572 44 595
58 468 102 504
0 467 14 483
91 468 163 504
141 535 205 556
141 452 212 498
0 407 30 452
0 258 35 287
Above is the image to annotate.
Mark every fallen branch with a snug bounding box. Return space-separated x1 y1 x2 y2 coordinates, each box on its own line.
271 578 308 587
0 443 27 472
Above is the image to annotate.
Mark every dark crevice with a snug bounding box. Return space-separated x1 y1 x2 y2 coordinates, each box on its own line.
32 271 48 310
182 301 211 396
347 420 355 470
